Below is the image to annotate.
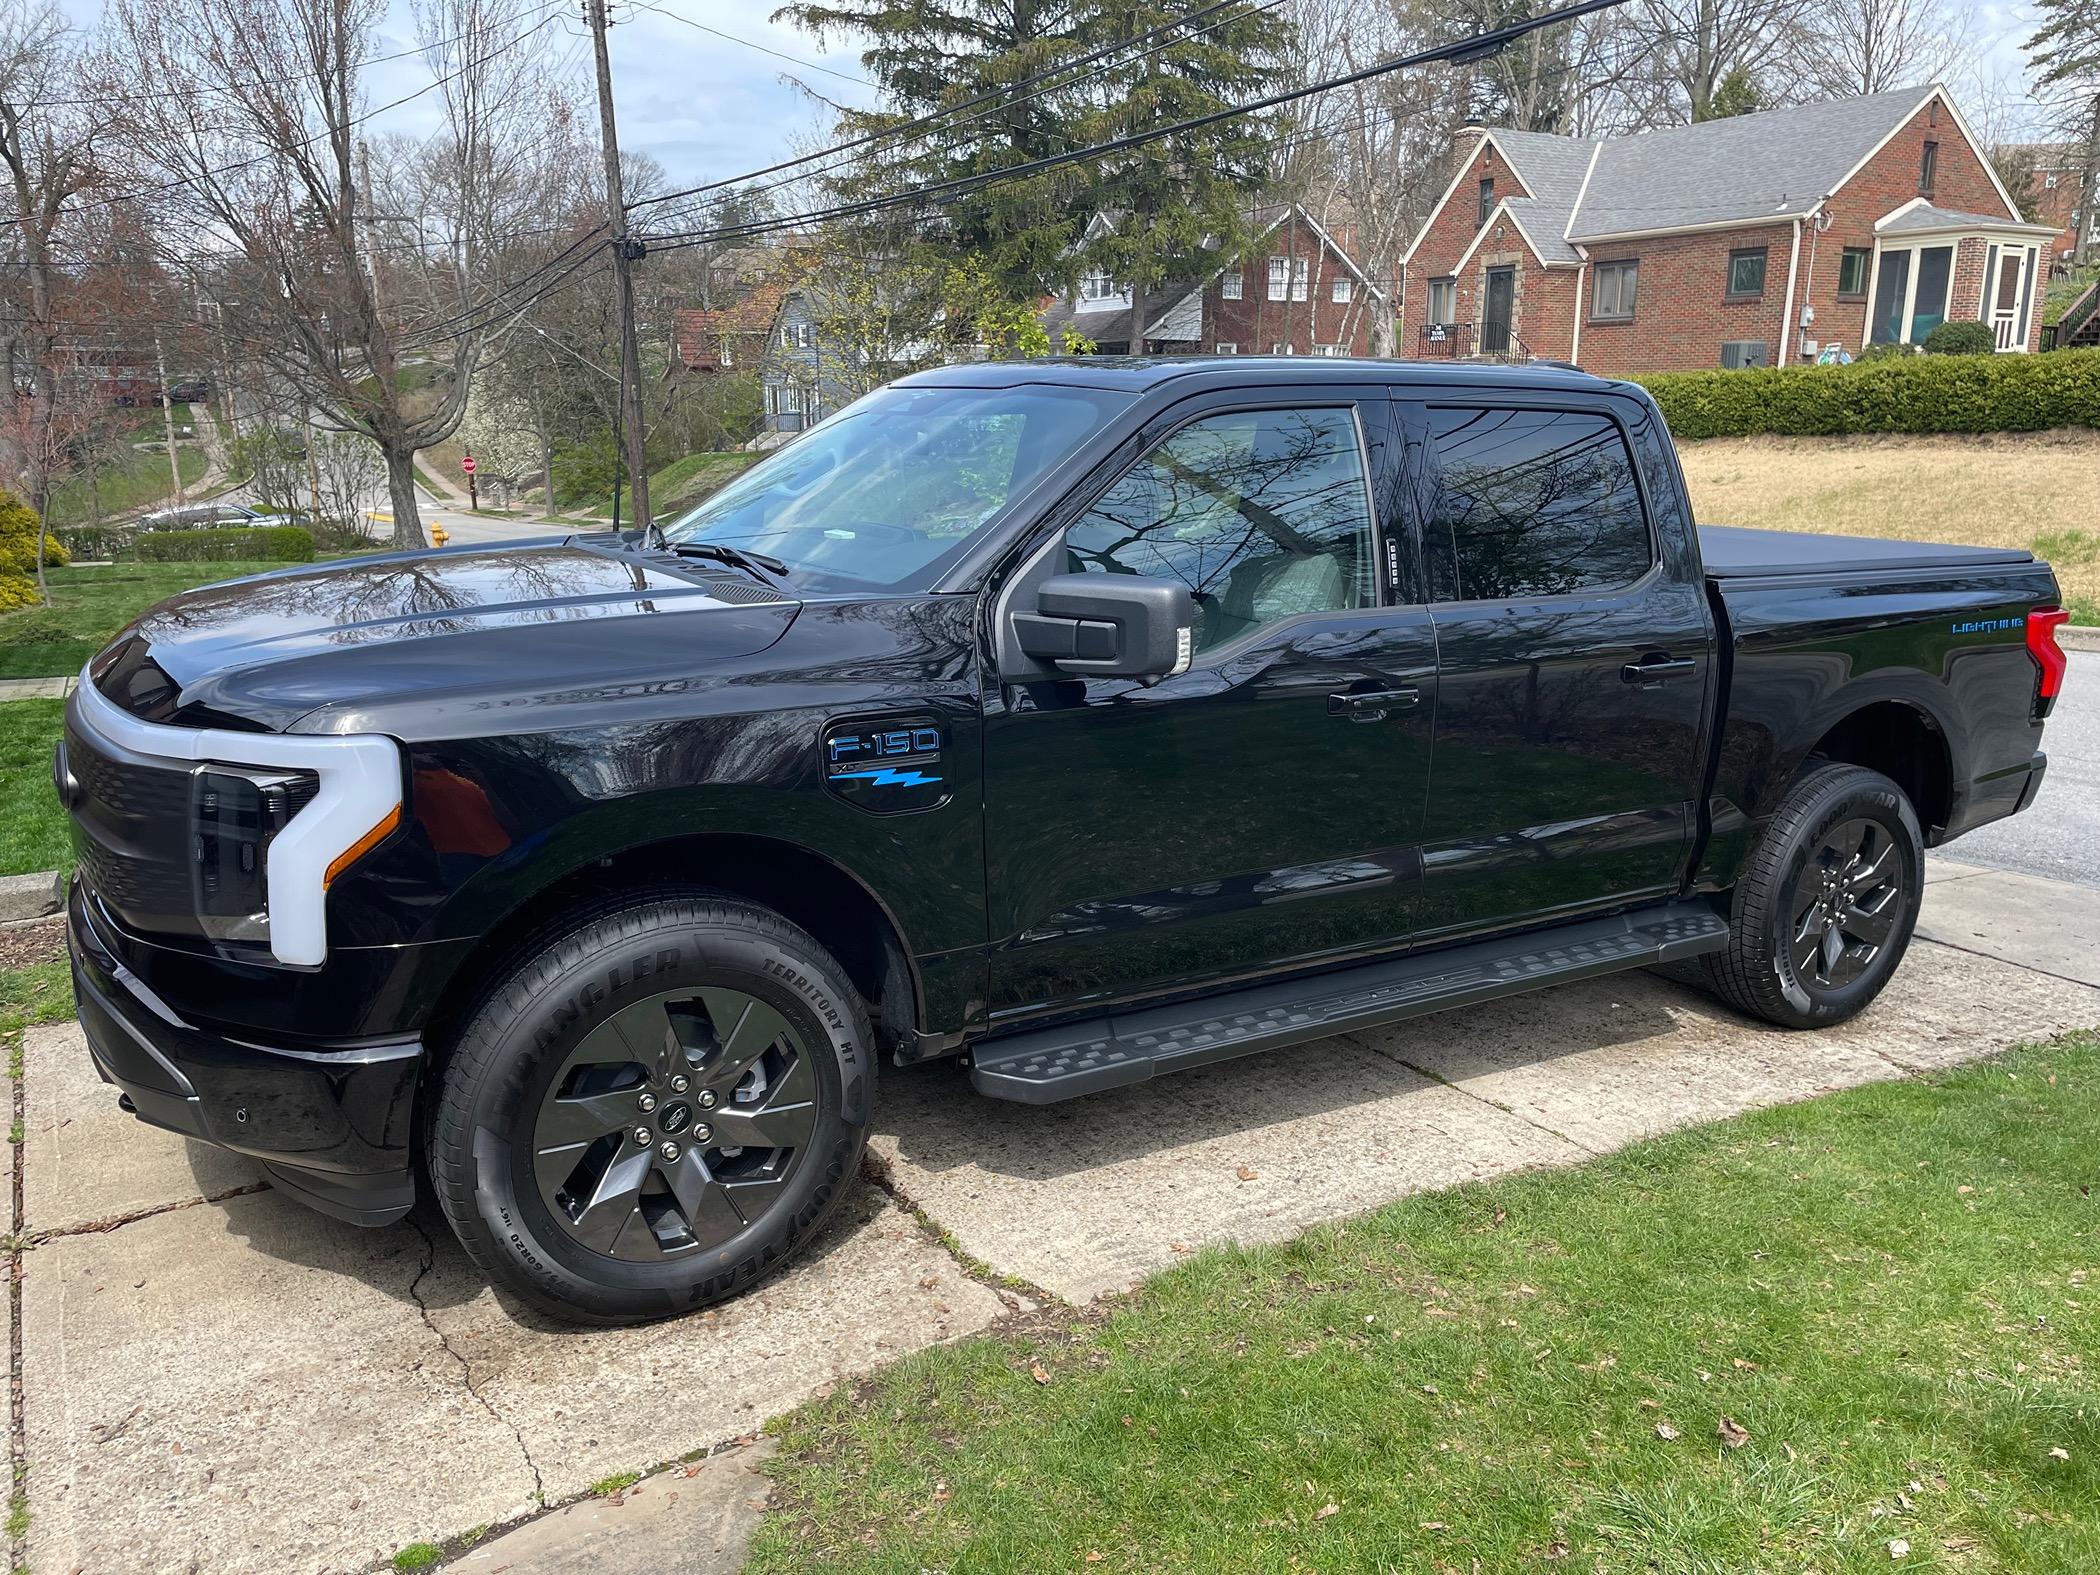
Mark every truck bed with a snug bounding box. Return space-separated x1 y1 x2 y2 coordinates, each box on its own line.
1698 524 2037 580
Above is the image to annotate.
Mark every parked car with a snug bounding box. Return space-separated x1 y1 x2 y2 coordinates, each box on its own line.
138 502 262 530
56 359 2068 1323
167 378 213 403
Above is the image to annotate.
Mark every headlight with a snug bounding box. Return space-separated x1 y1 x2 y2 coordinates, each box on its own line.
191 766 319 946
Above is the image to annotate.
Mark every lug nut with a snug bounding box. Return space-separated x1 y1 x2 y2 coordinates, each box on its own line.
633 1126 652 1146
659 1139 682 1162
637 1091 657 1113
669 1074 690 1094
693 1123 712 1143
697 1089 717 1110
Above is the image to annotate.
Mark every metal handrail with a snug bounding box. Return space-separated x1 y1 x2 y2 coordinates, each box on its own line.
2057 279 2100 347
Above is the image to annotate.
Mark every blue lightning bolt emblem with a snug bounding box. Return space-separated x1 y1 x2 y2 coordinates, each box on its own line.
831 767 942 788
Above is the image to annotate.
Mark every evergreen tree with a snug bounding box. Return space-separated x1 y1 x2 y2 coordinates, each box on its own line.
2027 0 2100 265
775 0 1292 307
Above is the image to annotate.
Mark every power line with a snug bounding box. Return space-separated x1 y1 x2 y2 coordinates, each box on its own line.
625 0 875 88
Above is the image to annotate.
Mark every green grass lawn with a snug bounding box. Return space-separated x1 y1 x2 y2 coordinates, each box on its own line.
571 452 754 520
0 955 71 1039
754 1031 2100 1573
0 561 287 680
0 699 66 877
45 431 209 527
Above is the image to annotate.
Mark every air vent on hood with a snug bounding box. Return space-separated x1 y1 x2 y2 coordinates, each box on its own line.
699 578 791 605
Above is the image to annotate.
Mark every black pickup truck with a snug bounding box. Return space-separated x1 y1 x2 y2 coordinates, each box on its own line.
57 358 2069 1322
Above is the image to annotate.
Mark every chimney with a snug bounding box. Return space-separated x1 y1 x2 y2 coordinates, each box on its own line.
1450 120 1488 169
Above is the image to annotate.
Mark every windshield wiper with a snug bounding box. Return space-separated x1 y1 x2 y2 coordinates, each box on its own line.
663 540 791 583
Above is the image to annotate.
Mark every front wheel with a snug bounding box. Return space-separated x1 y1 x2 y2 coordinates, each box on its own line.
428 895 874 1324
1700 762 1924 1029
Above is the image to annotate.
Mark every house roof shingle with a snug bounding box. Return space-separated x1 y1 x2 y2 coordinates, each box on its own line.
672 276 790 368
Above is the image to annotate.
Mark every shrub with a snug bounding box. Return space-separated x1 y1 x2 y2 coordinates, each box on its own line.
135 525 315 563
51 524 135 562
1630 348 2100 441
0 489 70 611
1921 320 1998 356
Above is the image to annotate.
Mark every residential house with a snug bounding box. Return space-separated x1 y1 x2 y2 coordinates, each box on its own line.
756 281 954 440
2008 142 2095 262
1038 205 1386 357
670 277 790 377
1401 85 2060 374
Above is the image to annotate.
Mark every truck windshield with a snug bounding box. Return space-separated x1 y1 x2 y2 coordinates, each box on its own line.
661 383 1131 592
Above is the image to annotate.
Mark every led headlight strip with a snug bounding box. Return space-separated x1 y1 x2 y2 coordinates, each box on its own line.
74 671 403 967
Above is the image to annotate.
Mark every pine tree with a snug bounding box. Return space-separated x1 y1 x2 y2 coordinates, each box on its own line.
775 0 1292 304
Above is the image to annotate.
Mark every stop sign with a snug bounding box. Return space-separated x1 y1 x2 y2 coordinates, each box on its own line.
460 455 477 474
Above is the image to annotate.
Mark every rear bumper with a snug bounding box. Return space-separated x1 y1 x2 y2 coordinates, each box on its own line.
1939 750 2047 844
68 881 422 1226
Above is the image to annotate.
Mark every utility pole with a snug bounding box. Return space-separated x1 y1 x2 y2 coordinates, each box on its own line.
585 0 651 533
153 327 185 506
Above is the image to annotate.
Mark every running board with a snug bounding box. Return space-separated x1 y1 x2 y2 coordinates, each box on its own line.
968 902 1728 1105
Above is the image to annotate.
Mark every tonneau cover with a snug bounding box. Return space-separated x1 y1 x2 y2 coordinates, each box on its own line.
1698 524 2035 579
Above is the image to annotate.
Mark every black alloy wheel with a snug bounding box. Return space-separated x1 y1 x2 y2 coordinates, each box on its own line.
1785 817 1905 991
532 986 822 1262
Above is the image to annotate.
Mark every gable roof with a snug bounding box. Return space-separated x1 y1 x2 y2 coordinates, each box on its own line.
1406 85 2019 262
672 276 791 368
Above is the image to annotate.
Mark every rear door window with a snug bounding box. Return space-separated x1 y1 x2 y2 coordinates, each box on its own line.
1421 406 1652 601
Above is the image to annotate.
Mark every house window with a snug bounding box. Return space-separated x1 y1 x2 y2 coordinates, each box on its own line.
1331 277 1352 303
1214 342 1238 354
1291 258 1309 302
1726 248 1767 300
1478 177 1494 226
1268 256 1288 300
1919 139 1938 195
1079 268 1122 303
1592 259 1638 321
2045 174 2059 189
1221 270 1242 300
1426 277 1456 324
1837 247 1871 298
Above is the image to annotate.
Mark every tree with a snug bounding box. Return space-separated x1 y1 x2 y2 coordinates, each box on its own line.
1791 0 1963 100
109 0 573 549
1697 66 1762 120
0 486 67 612
1639 0 1806 123
2028 0 2100 265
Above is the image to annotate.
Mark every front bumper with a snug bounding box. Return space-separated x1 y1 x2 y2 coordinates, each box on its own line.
69 882 423 1226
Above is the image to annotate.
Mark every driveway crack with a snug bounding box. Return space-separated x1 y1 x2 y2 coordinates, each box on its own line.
405 1216 545 1507
1356 1038 1601 1156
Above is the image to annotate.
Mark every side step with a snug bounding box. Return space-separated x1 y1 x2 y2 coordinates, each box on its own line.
968 901 1728 1105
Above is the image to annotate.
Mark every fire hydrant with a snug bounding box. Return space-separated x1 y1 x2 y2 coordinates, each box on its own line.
430 524 450 547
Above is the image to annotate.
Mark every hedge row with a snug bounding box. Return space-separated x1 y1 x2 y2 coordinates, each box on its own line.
135 525 315 563
1629 347 2100 441
50 524 131 561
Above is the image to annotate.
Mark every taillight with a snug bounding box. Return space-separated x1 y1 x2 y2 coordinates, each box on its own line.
2027 606 2069 718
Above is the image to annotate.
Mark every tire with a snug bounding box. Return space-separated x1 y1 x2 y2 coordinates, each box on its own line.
429 894 874 1325
1701 762 1924 1029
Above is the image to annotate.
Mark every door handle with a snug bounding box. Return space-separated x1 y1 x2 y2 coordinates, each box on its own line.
1620 656 1697 686
1328 687 1420 720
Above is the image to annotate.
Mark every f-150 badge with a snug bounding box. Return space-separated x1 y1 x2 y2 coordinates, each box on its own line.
822 717 949 814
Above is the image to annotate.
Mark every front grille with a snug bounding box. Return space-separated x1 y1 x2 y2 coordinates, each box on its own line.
64 720 202 936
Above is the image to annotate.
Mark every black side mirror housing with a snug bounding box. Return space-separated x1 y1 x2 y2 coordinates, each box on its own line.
1011 573 1195 680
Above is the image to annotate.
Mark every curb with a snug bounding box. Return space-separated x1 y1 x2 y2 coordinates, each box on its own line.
2060 624 2100 654
0 871 62 925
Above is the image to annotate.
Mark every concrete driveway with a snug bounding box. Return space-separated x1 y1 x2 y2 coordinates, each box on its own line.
14 864 2100 1573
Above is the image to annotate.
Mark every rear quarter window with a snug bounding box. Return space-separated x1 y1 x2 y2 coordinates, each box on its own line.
1422 406 1653 601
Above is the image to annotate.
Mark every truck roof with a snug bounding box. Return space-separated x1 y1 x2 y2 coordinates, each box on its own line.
894 355 1617 396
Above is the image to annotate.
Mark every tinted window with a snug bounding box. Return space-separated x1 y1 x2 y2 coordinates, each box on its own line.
1063 406 1376 654
1423 407 1652 602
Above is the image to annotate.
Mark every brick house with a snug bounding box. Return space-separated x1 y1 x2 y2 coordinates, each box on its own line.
1039 204 1386 356
670 277 791 376
2008 142 2096 262
1400 85 2060 374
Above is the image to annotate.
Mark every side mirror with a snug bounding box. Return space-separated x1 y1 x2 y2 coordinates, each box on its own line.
1011 573 1195 680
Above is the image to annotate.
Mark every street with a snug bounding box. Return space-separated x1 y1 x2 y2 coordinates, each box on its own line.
1940 649 2098 888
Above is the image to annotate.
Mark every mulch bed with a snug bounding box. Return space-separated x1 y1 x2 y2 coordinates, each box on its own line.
0 915 66 971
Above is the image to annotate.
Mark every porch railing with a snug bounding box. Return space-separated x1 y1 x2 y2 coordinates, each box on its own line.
1416 322 1532 362
2056 279 2100 349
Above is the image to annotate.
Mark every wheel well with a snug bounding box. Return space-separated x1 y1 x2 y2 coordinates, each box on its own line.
421 834 919 1066
1806 702 1952 833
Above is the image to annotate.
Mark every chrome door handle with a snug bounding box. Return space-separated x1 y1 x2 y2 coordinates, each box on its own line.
1328 687 1420 720
1621 656 1696 686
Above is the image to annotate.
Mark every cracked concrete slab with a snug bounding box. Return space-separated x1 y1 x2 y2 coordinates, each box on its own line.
22 1020 260 1235
451 1440 776 1574
873 1035 1579 1304
1915 866 2100 987
1352 939 2100 1157
21 1179 1001 1574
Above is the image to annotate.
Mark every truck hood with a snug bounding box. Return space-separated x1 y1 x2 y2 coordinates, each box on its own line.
89 539 801 735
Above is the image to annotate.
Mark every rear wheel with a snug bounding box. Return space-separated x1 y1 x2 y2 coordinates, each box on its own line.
1700 762 1923 1029
429 895 873 1324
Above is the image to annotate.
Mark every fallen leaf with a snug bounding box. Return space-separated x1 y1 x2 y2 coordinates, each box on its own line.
1638 1398 1660 1411
1236 1165 1259 1181
1084 1553 1104 1564
1654 1421 1681 1441
1418 1520 1447 1530
1316 1502 1340 1520
1030 1363 1052 1385
1889 1537 1911 1559
1731 1357 1761 1371
1958 1185 1974 1195
2048 1446 2070 1461
1717 1416 1750 1449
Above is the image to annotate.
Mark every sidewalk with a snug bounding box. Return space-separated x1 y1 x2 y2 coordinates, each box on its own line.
11 862 2099 1573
